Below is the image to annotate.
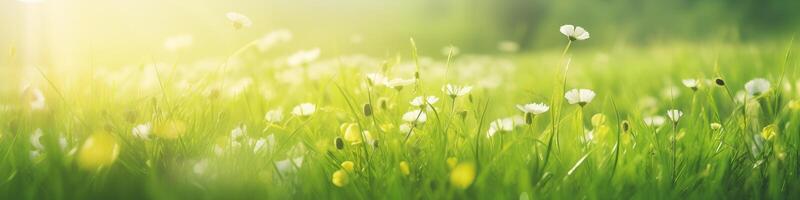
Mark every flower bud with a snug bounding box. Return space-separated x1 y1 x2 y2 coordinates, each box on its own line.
363 103 373 117
714 78 725 86
458 110 468 121
378 98 389 110
710 123 722 130
334 137 344 150
621 120 630 132
524 113 533 125
371 139 379 148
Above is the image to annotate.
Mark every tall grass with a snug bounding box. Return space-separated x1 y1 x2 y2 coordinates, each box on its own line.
0 39 799 200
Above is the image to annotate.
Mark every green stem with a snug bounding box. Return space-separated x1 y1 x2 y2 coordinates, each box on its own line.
579 106 585 147
561 40 573 58
542 40 573 178
442 97 458 157
672 121 679 186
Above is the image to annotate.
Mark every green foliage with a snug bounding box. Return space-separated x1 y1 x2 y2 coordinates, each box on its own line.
1 32 800 199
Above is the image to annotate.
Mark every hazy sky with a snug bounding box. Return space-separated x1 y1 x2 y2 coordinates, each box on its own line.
2 0 479 67
2 0 797 68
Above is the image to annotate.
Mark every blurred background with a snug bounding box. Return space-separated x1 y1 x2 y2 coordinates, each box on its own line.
1 0 799 68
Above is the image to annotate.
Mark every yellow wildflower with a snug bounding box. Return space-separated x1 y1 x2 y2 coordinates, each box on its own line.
399 161 410 176
788 100 800 110
332 169 348 187
342 123 362 145
78 131 120 170
341 161 355 173
761 124 778 141
450 162 476 189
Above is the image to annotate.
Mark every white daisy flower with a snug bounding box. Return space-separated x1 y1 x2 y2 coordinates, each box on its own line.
257 29 292 51
384 78 416 90
559 25 590 41
132 123 152 140
275 156 305 175
486 117 517 138
643 116 666 127
410 96 439 107
516 103 550 115
287 48 321 66
264 109 284 123
253 135 275 153
230 124 247 140
744 78 770 96
30 128 44 150
564 89 596 106
402 109 427 123
442 84 473 98
666 109 683 122
26 87 46 111
292 103 317 117
226 12 252 29
682 79 699 90
366 73 388 86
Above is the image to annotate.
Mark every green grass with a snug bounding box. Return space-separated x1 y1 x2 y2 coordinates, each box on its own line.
1 38 800 200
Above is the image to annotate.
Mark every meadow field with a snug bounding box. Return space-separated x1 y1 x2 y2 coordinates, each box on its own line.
2 0 800 199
